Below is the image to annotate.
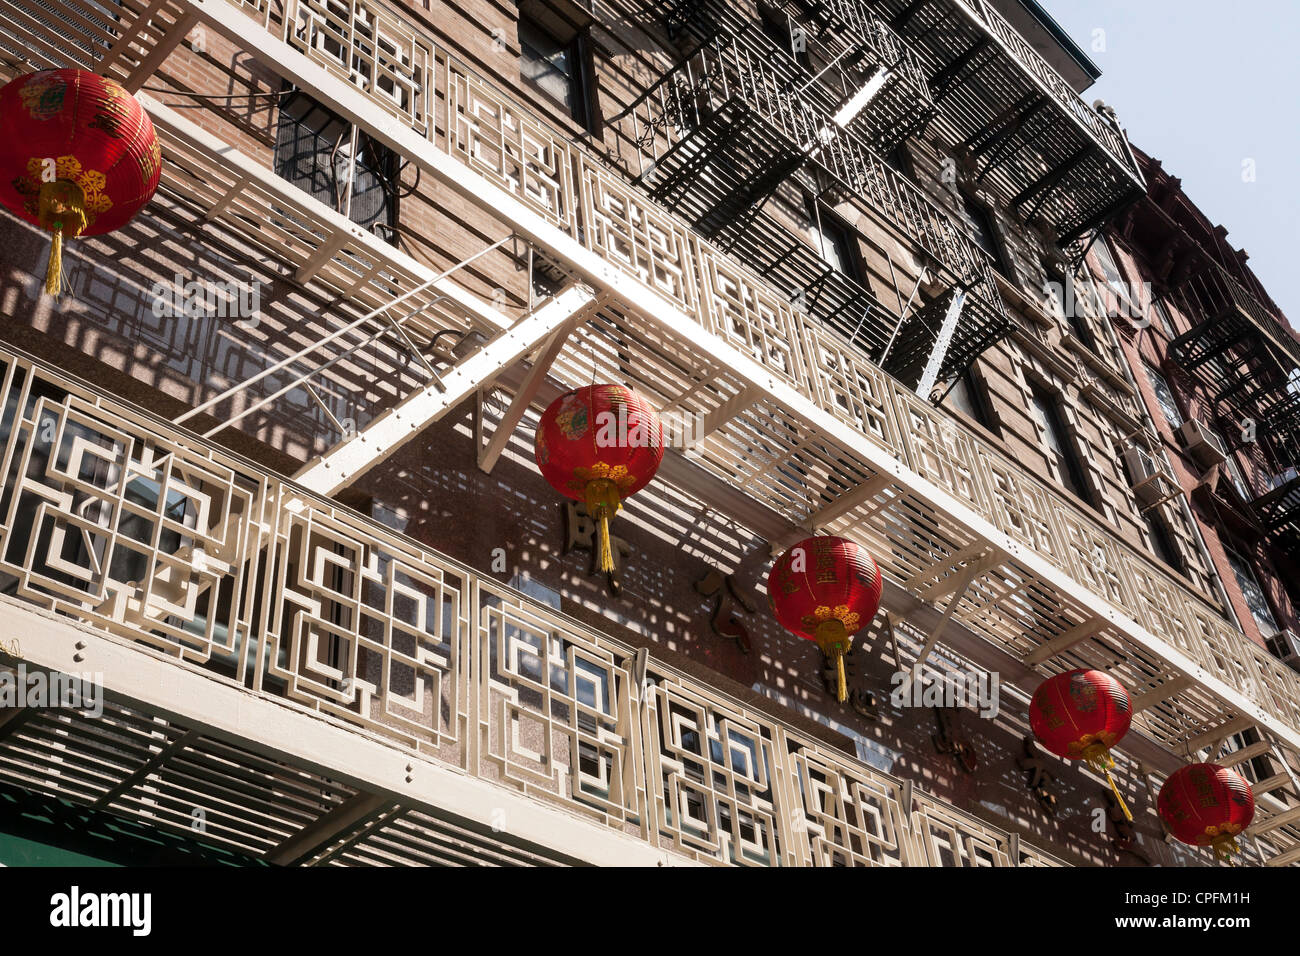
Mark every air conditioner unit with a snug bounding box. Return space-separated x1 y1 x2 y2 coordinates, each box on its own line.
1177 419 1228 469
1123 445 1175 507
1267 628 1300 672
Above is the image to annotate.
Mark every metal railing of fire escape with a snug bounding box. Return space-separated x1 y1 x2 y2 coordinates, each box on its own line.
1162 257 1300 551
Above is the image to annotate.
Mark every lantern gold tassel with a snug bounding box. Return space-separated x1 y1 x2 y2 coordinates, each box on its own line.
584 478 621 576
45 225 64 296
37 180 88 298
814 618 851 703
1083 744 1133 822
1210 833 1242 866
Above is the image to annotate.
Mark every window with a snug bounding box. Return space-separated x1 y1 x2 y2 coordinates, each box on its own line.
1150 299 1178 338
1029 385 1090 502
807 199 862 281
519 14 597 132
1049 270 1099 351
275 89 399 239
945 370 992 428
1203 425 1251 498
1144 364 1183 427
1143 511 1185 574
1090 237 1136 314
960 191 1009 277
1223 454 1251 499
885 145 914 179
1225 548 1279 636
759 4 811 70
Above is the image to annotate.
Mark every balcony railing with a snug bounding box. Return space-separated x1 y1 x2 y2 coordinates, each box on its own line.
639 0 936 153
3 0 1300 863
1253 474 1300 554
0 342 1071 867
866 0 1145 242
1165 259 1300 468
606 23 1009 384
611 26 1000 298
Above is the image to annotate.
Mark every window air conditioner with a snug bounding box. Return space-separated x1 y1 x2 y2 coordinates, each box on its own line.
1177 419 1228 469
1122 445 1174 507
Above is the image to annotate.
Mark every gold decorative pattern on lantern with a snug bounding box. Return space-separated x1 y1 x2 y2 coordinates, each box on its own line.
19 155 112 232
569 462 636 494
800 604 860 631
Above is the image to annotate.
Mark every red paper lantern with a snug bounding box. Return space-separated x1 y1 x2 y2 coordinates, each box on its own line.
1030 668 1134 820
1158 763 1255 863
767 535 883 703
0 69 162 295
535 384 663 575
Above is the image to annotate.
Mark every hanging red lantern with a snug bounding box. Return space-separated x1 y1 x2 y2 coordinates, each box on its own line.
535 384 663 575
1029 668 1134 821
1158 763 1255 863
767 535 883 703
0 69 162 295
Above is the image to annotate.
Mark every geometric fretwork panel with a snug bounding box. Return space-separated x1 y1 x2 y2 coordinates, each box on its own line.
643 677 781 866
14 0 1300 767
480 587 644 832
783 734 909 867
0 347 1238 867
912 795 1014 867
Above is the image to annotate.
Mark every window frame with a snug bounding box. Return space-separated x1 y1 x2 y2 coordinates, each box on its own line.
1090 236 1137 316
1143 362 1184 428
805 197 865 283
1028 383 1092 504
944 367 994 430
958 189 1011 279
1224 546 1280 636
1149 298 1179 339
1142 508 1186 575
273 87 399 239
517 13 599 133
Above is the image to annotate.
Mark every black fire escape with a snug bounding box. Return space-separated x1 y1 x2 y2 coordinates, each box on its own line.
613 0 1010 392
867 0 1145 245
1163 260 1300 552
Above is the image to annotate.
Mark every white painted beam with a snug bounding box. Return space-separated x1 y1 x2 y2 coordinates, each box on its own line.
1182 715 1255 755
695 387 759 440
1129 675 1194 714
896 560 980 697
804 473 894 531
1215 740 1272 767
905 541 991 593
477 309 591 474
1022 617 1103 666
120 10 198 94
294 284 598 495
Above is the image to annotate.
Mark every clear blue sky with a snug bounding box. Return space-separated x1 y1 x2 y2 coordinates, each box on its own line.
1039 0 1300 325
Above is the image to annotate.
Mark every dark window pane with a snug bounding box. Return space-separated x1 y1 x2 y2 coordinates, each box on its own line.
1144 364 1183 427
807 201 860 280
947 373 988 426
274 90 396 238
1144 512 1184 574
1150 299 1178 338
1030 386 1088 501
519 18 575 112
1226 549 1279 634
